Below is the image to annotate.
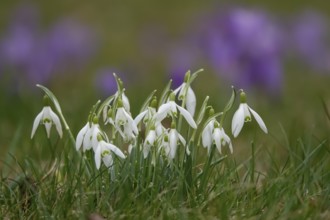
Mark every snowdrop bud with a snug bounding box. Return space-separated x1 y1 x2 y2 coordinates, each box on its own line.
43 95 51 106
107 107 113 117
169 92 176 101
117 98 123 108
164 135 169 142
118 79 124 90
97 134 103 142
209 107 215 117
150 96 158 108
184 71 190 83
92 116 99 124
171 121 176 129
240 90 247 103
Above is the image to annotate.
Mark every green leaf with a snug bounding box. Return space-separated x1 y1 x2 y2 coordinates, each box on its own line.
189 68 204 84
210 155 228 167
320 96 330 121
97 94 115 116
36 84 62 114
139 90 157 113
196 96 209 125
223 86 236 113
158 79 172 107
113 72 123 92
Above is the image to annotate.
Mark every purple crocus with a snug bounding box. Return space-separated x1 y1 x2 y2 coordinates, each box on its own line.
0 4 99 91
291 11 330 72
0 3 39 68
46 18 97 70
199 7 283 95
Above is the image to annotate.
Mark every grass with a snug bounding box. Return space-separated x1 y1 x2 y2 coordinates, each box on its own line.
1 134 329 219
1 86 330 219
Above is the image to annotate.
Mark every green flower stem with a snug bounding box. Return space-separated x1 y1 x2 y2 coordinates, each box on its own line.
198 144 216 196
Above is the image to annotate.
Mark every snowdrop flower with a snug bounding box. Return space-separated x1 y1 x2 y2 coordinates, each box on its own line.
104 107 115 126
173 80 196 117
231 91 268 137
134 97 166 137
134 97 157 126
213 123 233 154
75 122 90 151
158 132 170 155
94 135 126 170
201 119 216 153
143 128 156 158
156 92 197 129
167 122 186 160
102 91 130 122
31 96 62 139
76 117 102 152
115 99 138 141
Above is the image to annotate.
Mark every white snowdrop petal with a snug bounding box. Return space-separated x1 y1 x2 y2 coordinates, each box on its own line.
44 122 52 138
31 110 43 139
186 86 196 117
49 108 63 138
105 142 126 159
102 154 114 168
156 103 171 122
173 84 183 95
169 130 178 159
232 104 245 137
177 105 197 129
213 128 221 153
178 133 186 146
134 110 148 125
94 145 102 170
75 123 89 151
122 93 130 112
249 107 268 134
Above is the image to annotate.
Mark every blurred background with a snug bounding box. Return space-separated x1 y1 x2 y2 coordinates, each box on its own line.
1 0 330 162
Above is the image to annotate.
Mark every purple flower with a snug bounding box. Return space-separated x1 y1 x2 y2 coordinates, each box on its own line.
0 4 99 91
199 7 283 95
0 4 39 68
0 26 36 67
46 18 98 69
291 11 330 72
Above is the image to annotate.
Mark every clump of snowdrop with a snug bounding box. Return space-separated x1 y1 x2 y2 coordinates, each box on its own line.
31 70 268 172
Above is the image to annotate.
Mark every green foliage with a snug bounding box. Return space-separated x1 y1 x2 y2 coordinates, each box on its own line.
1 134 329 219
1 73 330 219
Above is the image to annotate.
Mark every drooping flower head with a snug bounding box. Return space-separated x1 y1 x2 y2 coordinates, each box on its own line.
173 71 197 117
168 121 186 160
94 134 126 170
114 98 138 142
231 90 268 137
31 95 62 139
156 92 197 129
76 116 102 152
212 122 233 154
